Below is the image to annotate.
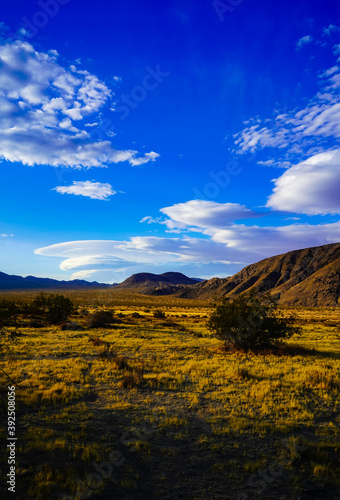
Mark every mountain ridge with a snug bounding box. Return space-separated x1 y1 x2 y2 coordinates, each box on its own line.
176 242 340 306
0 271 112 290
113 271 200 295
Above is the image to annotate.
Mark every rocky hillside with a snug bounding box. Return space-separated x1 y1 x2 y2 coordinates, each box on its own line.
177 242 340 307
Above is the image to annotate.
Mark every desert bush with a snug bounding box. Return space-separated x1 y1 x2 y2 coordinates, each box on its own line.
119 367 144 388
154 309 166 319
0 299 20 326
88 336 109 347
29 293 74 324
86 310 114 328
60 321 83 331
113 355 130 370
208 291 300 350
160 321 187 332
28 319 46 328
234 367 251 379
78 308 89 316
131 312 142 318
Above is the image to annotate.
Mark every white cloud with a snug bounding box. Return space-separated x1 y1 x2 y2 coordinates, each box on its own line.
257 159 276 167
323 25 340 36
205 221 340 255
160 200 260 229
34 218 340 282
233 46 340 160
129 151 160 166
0 40 159 168
69 269 99 280
296 35 313 50
53 181 117 200
266 149 340 214
1 233 13 237
333 44 340 56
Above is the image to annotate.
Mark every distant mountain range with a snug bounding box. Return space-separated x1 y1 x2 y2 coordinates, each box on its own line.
113 272 201 295
1 243 339 306
176 242 340 307
0 271 111 290
0 270 200 293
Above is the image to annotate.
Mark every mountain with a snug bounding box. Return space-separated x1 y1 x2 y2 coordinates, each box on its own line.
0 271 112 291
114 272 200 295
176 242 340 307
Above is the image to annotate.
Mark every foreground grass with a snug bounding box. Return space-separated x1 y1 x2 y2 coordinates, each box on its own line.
0 292 339 499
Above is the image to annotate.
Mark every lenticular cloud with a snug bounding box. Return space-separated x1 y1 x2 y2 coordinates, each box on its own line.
267 150 340 215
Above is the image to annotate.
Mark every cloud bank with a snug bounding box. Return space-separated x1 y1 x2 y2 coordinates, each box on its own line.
0 40 159 168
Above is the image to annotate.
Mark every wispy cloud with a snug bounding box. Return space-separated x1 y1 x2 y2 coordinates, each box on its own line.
233 42 340 163
35 217 340 282
296 35 314 50
53 181 117 200
323 25 340 37
0 40 159 168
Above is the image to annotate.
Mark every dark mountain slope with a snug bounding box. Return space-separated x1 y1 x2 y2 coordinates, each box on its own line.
114 272 200 295
176 243 340 306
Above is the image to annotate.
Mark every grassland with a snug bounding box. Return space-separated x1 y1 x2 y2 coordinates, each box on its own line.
0 290 339 499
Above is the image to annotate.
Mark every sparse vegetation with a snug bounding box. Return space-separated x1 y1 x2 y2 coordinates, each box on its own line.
208 291 301 350
0 298 20 326
154 309 166 319
29 292 74 325
85 309 114 328
0 289 339 499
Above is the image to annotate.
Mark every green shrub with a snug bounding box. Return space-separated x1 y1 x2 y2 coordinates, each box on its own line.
207 291 300 350
154 309 166 319
0 299 21 326
30 293 74 325
86 310 114 328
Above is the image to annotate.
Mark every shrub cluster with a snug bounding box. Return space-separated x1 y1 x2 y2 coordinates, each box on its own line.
86 310 114 328
0 299 20 327
208 291 300 350
0 293 75 327
29 293 74 324
153 309 166 319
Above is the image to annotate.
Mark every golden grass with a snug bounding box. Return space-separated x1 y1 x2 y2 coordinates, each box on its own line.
0 291 339 499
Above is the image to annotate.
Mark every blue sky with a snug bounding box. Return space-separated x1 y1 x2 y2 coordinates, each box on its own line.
0 0 340 283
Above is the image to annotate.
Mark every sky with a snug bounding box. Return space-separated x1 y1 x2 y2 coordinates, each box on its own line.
0 0 340 283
